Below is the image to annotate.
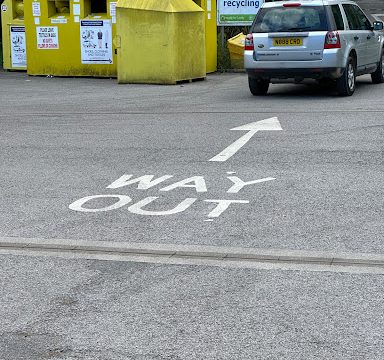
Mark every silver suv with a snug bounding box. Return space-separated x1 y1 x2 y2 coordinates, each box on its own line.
244 0 384 96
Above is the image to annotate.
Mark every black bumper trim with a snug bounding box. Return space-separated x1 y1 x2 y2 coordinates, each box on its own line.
247 67 344 80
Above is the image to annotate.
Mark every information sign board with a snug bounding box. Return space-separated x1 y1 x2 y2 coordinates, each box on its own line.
217 0 263 26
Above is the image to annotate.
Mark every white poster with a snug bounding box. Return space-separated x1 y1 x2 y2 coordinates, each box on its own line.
217 0 263 26
73 4 80 15
36 26 59 49
10 26 27 68
51 17 67 24
110 2 117 23
110 2 116 16
32 2 41 16
80 20 112 64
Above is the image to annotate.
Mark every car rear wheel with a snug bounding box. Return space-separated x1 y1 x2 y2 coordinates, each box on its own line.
248 77 269 96
371 49 384 84
336 56 356 96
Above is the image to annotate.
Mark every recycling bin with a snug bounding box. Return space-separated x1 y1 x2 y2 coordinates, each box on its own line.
1 0 27 70
116 0 206 84
227 32 246 69
23 0 117 76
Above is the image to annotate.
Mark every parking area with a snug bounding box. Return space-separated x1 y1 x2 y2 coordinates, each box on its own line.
0 71 383 252
1 70 384 359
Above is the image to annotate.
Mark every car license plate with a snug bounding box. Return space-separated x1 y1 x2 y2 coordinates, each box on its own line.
273 38 303 46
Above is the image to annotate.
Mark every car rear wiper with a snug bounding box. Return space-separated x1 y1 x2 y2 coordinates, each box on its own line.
287 26 312 31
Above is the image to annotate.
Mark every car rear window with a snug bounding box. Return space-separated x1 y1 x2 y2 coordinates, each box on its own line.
331 4 345 30
251 5 328 33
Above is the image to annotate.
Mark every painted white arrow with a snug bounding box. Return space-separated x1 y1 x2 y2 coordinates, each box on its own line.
209 117 282 162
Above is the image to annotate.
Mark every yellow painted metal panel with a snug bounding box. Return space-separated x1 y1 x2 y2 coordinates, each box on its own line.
193 0 217 73
116 0 216 75
1 0 27 70
203 0 217 73
116 3 206 84
23 0 117 76
116 0 203 13
174 12 206 80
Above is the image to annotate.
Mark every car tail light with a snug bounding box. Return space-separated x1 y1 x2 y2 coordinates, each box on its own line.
283 3 301 7
244 33 254 51
324 31 341 49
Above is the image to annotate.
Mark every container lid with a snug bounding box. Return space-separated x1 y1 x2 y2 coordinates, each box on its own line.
116 0 203 13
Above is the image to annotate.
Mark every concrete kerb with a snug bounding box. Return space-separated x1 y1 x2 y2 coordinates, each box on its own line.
2 236 384 270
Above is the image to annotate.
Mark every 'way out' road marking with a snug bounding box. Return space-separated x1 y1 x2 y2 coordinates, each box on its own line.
209 117 282 162
68 174 276 220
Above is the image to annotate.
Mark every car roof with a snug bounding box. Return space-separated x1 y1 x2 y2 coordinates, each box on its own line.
262 0 358 8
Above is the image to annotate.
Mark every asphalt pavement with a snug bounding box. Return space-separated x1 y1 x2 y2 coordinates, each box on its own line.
0 71 383 252
0 71 383 359
1 254 384 360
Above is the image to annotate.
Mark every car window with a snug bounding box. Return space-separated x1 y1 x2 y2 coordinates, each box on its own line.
342 4 360 29
343 4 371 30
331 4 344 30
252 6 328 33
352 5 372 30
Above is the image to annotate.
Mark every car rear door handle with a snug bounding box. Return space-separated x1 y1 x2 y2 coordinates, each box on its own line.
367 35 372 39
354 36 359 40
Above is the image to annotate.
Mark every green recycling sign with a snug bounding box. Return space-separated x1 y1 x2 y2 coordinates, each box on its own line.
217 0 263 26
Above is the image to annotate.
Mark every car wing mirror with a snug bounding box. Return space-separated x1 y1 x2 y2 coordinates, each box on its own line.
373 21 384 31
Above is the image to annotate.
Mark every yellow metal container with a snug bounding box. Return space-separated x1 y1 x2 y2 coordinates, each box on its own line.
23 0 117 76
116 0 206 84
193 0 217 73
1 0 27 70
227 32 246 69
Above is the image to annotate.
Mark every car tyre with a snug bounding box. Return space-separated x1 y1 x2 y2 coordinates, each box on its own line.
371 49 384 84
336 56 356 96
248 77 269 96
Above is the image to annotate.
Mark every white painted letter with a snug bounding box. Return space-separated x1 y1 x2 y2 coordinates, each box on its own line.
227 176 275 193
160 176 207 193
107 174 173 190
204 199 249 218
69 195 132 212
128 197 197 216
